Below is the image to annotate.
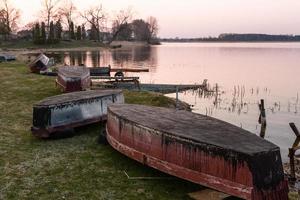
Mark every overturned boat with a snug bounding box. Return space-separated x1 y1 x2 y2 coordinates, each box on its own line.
0 54 16 62
56 66 91 93
106 104 288 200
28 53 54 73
32 90 124 138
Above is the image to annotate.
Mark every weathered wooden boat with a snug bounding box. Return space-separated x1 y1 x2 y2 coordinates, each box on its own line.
106 104 288 200
89 67 149 77
28 53 54 73
56 66 91 92
0 54 16 62
89 67 111 76
31 90 124 138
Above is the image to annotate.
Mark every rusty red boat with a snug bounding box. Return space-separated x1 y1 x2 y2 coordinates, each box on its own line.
31 90 124 138
56 66 91 92
106 104 288 200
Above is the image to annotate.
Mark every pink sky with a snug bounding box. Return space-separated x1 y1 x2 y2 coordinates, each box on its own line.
9 0 300 38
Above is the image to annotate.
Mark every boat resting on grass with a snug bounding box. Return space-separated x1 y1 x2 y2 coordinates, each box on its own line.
31 90 124 138
106 104 288 200
56 66 91 93
28 53 54 73
0 54 16 62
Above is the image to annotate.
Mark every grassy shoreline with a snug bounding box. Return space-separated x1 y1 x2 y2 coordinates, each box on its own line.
0 61 199 200
0 61 297 199
0 40 149 51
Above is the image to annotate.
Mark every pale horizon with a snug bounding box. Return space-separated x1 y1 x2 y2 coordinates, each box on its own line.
8 0 300 38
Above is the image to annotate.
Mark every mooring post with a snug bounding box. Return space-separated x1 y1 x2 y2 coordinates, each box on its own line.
290 123 300 137
259 99 267 138
289 148 296 181
176 86 179 110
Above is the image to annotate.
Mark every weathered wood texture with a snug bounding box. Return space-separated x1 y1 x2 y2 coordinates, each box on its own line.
28 54 50 73
56 66 91 93
96 82 206 94
106 104 288 200
32 90 124 138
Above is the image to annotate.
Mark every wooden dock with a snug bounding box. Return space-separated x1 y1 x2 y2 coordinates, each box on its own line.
92 81 207 94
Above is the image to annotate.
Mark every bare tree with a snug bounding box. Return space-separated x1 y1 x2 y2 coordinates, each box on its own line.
41 0 61 30
81 5 106 42
109 8 133 44
58 0 76 32
0 0 20 37
147 16 158 42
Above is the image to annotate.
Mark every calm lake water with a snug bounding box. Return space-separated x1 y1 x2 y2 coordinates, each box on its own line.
37 42 300 161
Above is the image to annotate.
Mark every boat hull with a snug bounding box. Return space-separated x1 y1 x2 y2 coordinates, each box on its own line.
106 104 288 200
32 90 124 138
28 54 50 73
56 66 91 93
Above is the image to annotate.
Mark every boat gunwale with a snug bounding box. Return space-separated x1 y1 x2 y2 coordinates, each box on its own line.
34 90 123 107
58 66 90 79
107 105 280 156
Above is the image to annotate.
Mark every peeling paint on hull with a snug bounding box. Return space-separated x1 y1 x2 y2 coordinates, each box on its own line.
106 104 289 200
56 66 91 93
32 90 124 138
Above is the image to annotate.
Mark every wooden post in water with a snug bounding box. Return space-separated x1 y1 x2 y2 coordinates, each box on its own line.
176 86 179 110
259 99 267 138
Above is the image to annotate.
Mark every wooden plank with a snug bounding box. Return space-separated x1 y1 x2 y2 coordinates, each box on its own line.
110 68 149 72
91 76 139 80
106 82 205 94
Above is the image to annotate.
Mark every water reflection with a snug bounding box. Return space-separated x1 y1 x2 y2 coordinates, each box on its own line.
39 46 156 69
112 46 152 64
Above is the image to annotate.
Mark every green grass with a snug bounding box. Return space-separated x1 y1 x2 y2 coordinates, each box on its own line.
0 40 106 49
0 62 201 200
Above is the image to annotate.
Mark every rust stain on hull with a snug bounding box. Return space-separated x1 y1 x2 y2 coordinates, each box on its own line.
106 104 289 200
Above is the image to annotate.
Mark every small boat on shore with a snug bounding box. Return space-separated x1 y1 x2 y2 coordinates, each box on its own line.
106 104 288 200
56 66 91 93
0 54 16 62
89 66 149 77
28 53 54 73
31 90 124 138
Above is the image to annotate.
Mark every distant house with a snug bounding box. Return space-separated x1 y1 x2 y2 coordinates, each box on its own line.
101 32 111 42
17 30 32 40
86 29 111 41
61 31 70 40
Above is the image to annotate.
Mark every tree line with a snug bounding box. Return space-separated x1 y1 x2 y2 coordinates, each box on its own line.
161 33 300 42
0 0 159 44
